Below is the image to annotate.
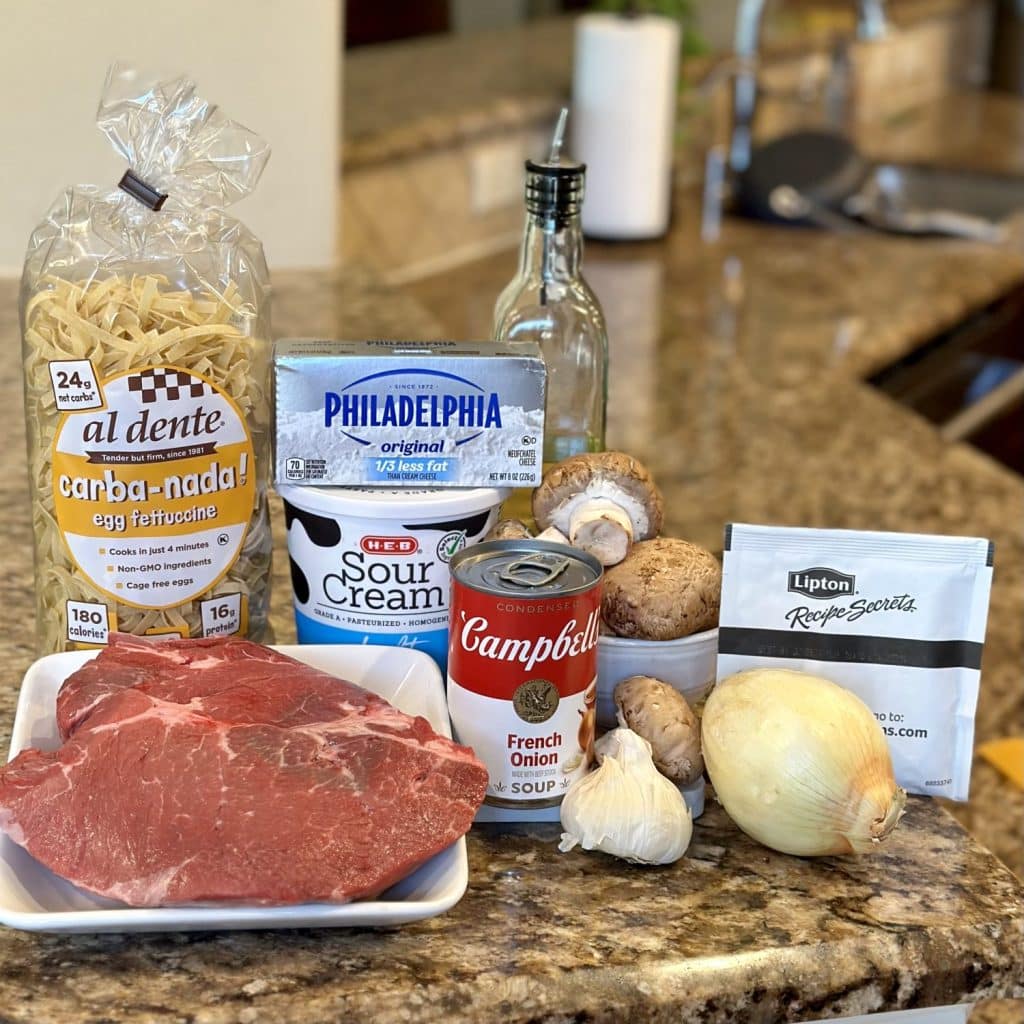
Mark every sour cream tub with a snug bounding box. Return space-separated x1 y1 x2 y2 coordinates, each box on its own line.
277 485 508 672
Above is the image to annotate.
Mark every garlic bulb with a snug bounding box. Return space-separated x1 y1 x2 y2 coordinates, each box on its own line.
558 728 692 864
702 669 906 857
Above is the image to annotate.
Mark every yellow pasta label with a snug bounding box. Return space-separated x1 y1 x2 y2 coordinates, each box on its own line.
51 365 256 610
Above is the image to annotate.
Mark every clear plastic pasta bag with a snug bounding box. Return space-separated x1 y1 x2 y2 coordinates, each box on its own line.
21 64 273 653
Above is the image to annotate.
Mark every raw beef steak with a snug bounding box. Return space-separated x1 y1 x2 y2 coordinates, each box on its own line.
0 635 486 906
56 634 391 740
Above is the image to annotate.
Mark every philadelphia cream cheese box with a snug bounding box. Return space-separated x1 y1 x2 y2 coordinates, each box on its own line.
274 339 546 487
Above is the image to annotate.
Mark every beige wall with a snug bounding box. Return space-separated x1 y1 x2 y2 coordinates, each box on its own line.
0 0 341 275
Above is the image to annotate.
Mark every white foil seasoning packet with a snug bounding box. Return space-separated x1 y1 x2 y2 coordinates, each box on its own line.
717 524 995 801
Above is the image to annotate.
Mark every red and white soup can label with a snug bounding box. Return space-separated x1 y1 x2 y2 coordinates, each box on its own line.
447 541 602 808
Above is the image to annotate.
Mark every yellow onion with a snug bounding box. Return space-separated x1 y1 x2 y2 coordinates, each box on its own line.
702 668 906 856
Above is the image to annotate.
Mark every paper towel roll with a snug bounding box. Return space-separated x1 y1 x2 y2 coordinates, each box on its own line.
572 13 681 240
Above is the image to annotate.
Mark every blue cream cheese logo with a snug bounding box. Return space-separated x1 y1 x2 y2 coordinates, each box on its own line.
323 368 502 448
787 567 856 600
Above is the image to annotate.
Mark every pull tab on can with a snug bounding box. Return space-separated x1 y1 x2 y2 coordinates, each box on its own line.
497 552 571 589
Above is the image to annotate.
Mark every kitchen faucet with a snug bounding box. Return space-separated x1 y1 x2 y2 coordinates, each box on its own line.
728 0 888 174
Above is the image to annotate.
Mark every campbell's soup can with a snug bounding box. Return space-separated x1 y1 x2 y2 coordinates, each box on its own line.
447 540 602 809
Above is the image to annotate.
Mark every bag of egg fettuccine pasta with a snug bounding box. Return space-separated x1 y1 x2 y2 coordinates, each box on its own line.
717 524 994 801
21 64 273 653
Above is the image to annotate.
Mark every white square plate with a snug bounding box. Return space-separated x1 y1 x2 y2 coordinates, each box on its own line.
0 644 468 933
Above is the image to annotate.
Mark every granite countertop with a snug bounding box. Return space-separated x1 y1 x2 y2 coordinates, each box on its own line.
3 128 1024 1021
0 801 1021 1024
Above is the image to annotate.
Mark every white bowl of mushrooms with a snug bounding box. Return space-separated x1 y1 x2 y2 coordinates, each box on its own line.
597 535 721 730
597 627 718 732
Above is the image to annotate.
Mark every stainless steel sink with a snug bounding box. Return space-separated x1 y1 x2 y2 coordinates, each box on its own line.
864 164 1024 222
846 164 1024 240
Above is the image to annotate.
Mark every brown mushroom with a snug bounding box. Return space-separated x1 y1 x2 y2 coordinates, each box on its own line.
601 538 720 640
484 518 533 542
531 452 664 566
614 676 704 785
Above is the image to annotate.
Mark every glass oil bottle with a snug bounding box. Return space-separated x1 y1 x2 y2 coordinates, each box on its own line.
494 110 608 523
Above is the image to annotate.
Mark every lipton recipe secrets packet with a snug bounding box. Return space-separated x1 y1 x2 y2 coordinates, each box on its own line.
717 524 994 801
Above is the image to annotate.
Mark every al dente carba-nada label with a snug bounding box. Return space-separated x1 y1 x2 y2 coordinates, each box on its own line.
49 362 256 645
